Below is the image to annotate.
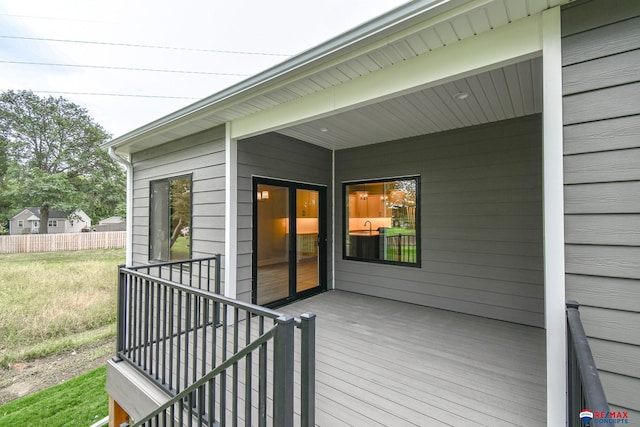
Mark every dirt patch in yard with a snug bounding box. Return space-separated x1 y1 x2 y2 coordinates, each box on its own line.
0 338 115 406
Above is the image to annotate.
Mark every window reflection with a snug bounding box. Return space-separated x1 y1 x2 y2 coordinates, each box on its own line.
344 177 419 265
149 175 191 262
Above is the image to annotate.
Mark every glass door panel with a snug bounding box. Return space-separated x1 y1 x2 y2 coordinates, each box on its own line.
296 189 319 293
254 178 326 307
256 184 289 305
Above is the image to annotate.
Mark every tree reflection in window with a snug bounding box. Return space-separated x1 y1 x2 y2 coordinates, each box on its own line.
344 176 419 266
150 175 191 262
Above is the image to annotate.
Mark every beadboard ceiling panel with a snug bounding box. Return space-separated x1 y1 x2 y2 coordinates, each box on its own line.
277 57 542 150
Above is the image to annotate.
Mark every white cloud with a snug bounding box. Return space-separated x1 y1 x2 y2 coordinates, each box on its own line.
0 0 407 136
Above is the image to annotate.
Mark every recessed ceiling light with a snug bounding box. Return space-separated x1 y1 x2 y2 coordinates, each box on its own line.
320 127 329 132
453 92 469 100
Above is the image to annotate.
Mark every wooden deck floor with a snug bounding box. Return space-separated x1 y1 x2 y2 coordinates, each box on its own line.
281 290 546 426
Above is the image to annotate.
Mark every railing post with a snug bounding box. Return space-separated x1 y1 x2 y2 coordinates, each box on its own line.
116 264 127 357
300 313 316 427
566 301 609 413
273 314 294 427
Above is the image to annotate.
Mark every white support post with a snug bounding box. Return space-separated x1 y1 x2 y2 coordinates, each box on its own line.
224 122 238 300
331 149 336 290
542 6 567 426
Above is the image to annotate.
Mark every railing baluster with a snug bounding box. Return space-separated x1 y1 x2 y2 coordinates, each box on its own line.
233 307 239 427
200 297 208 416
154 281 161 379
211 297 217 421
258 317 267 427
190 295 199 414
176 290 183 394
144 279 151 371
160 285 166 385
245 313 252 427
136 276 143 365
168 287 175 391
184 292 190 394
220 304 228 426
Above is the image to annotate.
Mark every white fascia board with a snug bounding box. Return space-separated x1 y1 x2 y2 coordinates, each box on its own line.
230 12 543 140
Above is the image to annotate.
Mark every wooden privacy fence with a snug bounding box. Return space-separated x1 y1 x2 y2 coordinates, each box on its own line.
0 231 126 254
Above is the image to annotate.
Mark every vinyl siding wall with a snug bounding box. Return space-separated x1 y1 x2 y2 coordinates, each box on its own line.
130 126 227 274
237 133 333 303
9 211 37 234
562 0 640 418
335 115 544 327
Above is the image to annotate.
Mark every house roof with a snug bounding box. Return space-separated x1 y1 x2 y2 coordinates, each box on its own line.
103 0 570 155
99 216 124 224
11 207 80 220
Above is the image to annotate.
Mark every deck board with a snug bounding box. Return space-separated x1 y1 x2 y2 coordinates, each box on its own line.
125 289 546 426
282 290 546 426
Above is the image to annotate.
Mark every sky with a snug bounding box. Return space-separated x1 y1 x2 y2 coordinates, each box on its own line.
0 0 408 138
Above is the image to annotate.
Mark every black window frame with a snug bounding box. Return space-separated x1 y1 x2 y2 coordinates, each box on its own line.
342 175 421 267
149 174 193 263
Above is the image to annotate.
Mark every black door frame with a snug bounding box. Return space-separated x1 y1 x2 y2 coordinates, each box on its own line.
251 177 327 307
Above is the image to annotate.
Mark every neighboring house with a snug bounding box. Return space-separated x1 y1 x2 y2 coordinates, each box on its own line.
103 0 640 425
8 207 91 234
95 216 126 232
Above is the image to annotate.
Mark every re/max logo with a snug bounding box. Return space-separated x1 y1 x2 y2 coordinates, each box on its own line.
581 410 630 425
594 412 629 419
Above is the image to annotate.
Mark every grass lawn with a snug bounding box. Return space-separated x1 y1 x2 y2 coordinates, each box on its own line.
171 235 190 260
0 366 107 427
0 248 125 367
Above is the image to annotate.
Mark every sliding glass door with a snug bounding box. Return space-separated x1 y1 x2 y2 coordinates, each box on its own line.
253 178 326 306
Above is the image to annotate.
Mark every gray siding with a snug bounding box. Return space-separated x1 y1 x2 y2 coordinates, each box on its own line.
130 126 226 270
335 115 543 327
237 133 333 302
562 0 640 417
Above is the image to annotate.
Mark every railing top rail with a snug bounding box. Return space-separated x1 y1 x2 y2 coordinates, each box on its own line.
125 255 220 271
120 266 285 320
566 300 610 412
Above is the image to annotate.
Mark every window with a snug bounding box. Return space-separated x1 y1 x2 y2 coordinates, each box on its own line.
344 176 419 266
18 220 24 228
48 220 58 227
149 175 192 262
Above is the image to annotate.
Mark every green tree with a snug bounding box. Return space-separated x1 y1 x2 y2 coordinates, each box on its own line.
0 136 10 232
0 90 125 233
170 177 191 247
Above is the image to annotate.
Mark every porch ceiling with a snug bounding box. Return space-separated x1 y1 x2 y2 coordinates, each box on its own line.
276 56 542 150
